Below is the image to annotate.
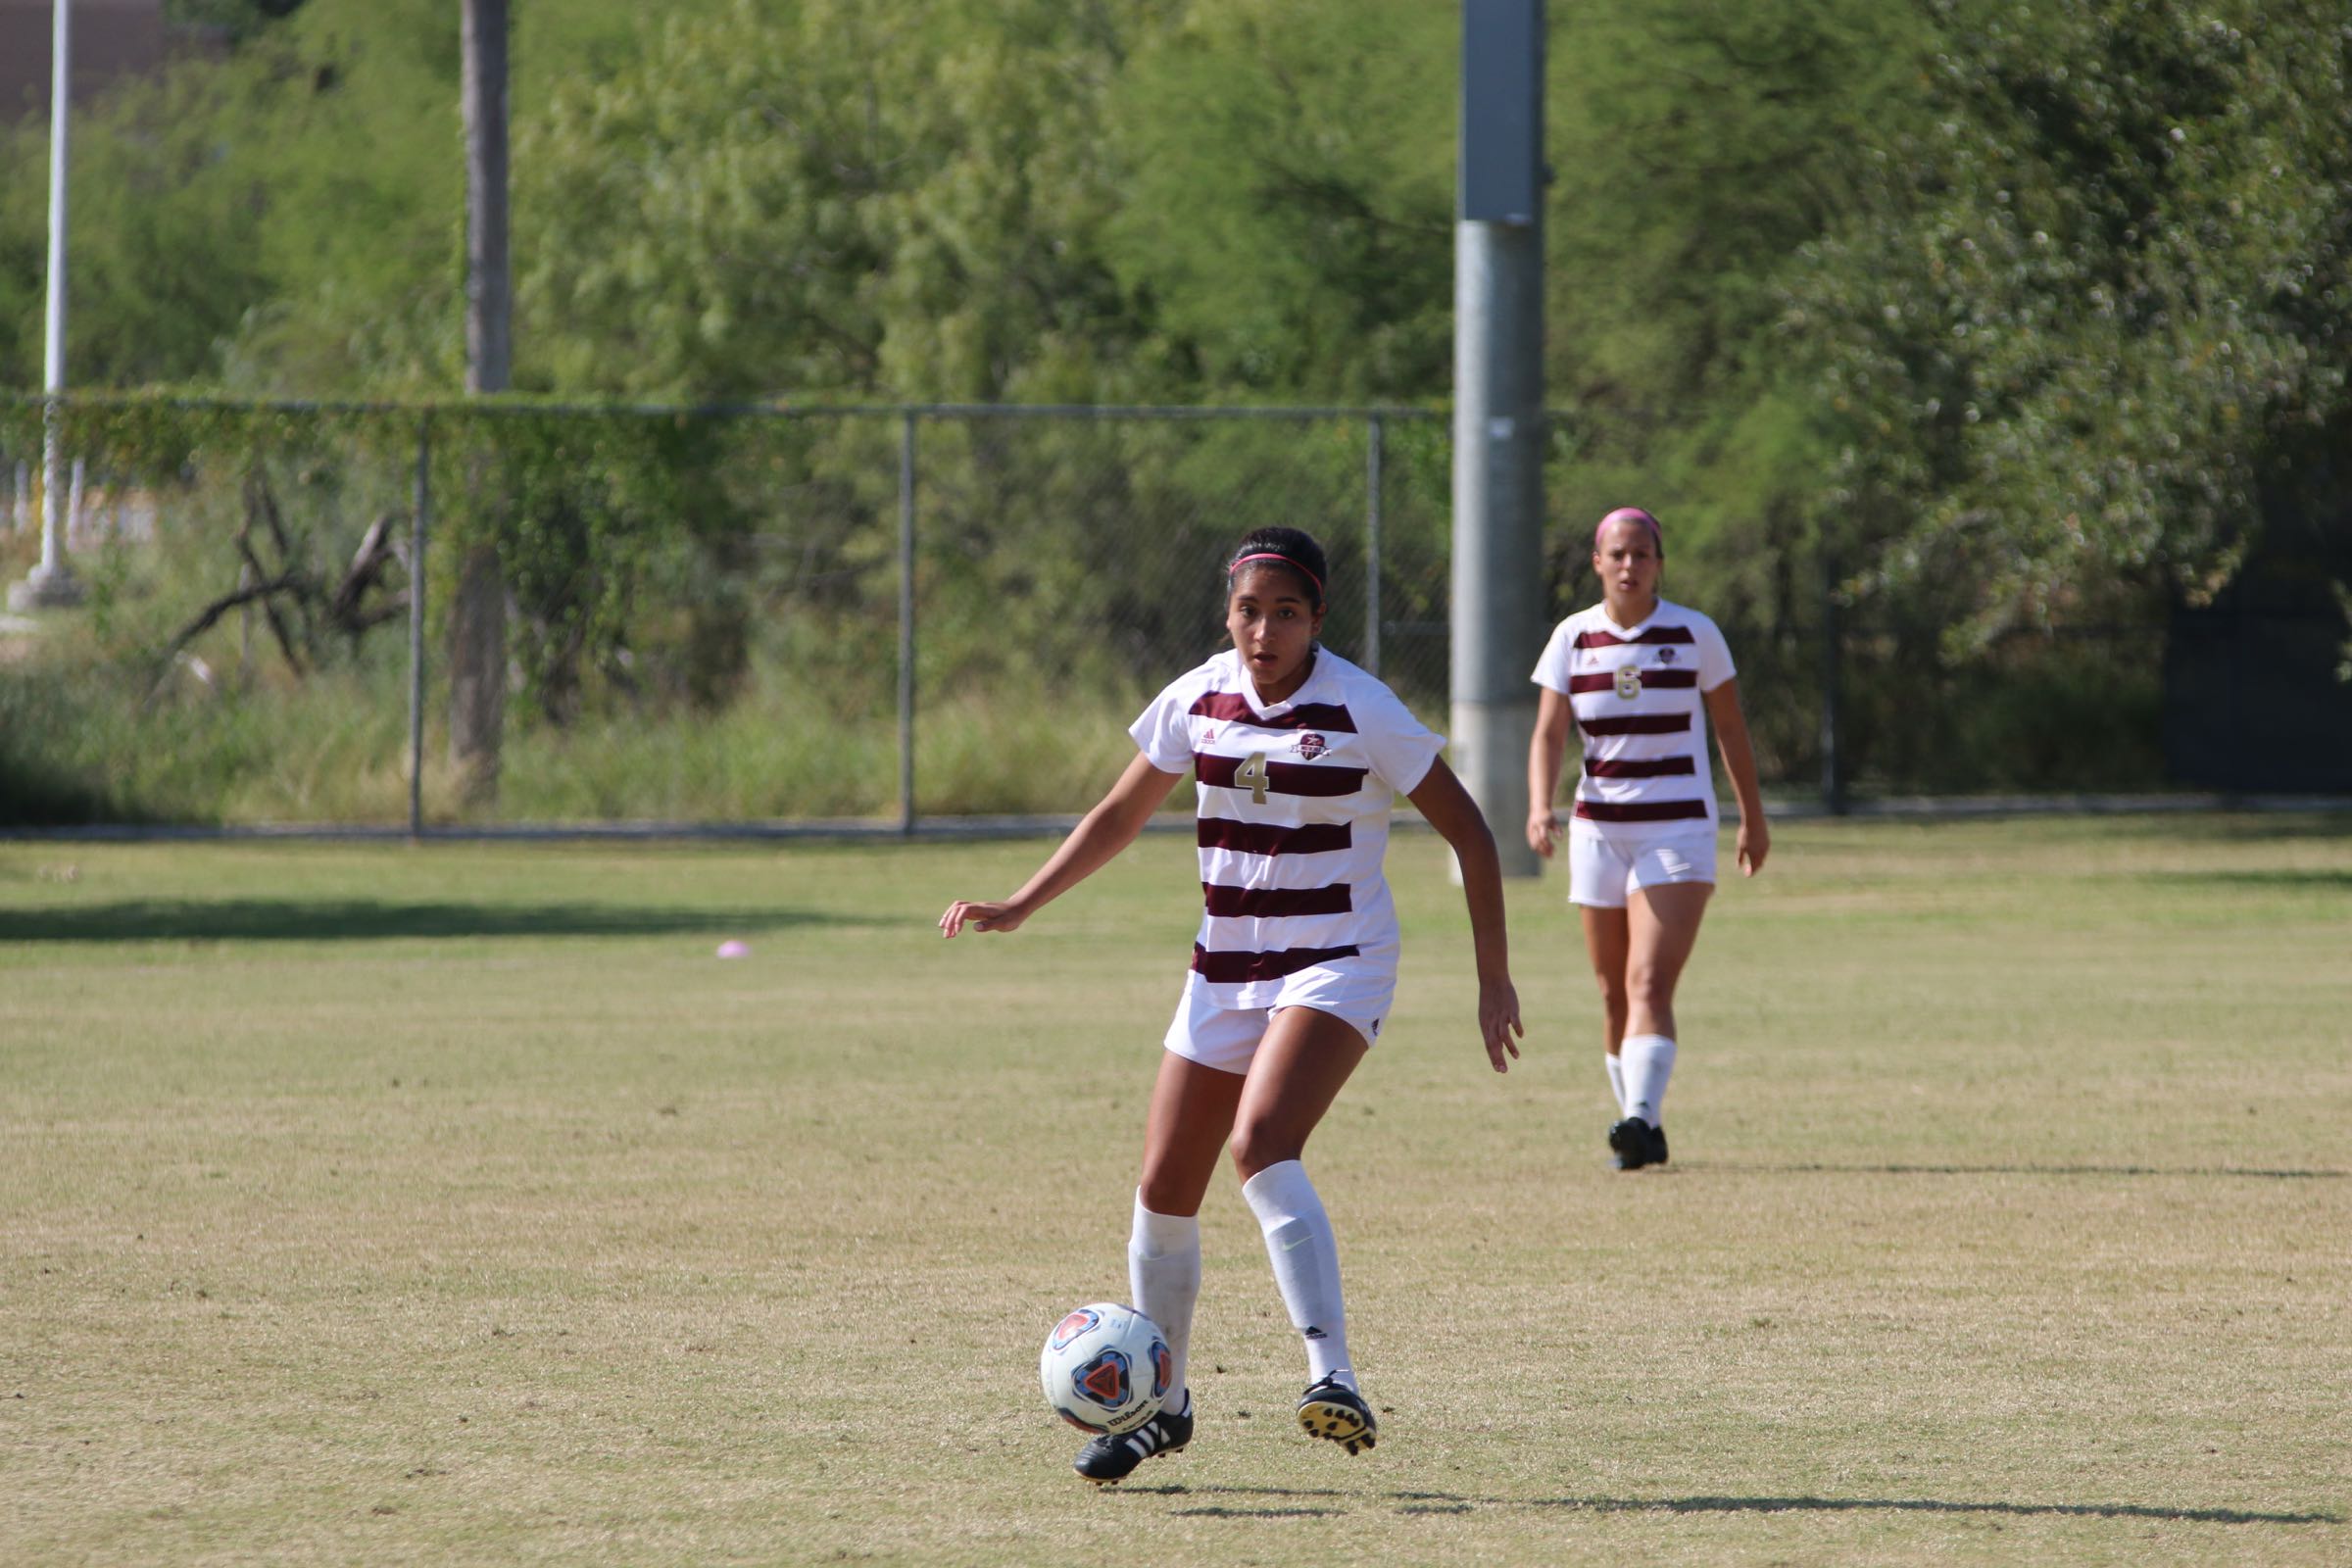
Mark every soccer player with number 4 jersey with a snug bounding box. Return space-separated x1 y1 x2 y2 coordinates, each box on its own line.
1526 507 1770 1172
942 526 1523 1484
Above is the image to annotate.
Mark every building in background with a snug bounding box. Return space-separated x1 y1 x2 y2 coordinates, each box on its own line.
0 0 171 119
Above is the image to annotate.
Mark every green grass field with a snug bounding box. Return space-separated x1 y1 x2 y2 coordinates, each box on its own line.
4 815 2348 1566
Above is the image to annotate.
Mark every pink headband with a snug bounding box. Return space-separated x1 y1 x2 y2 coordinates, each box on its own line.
1228 552 1324 596
1594 507 1663 553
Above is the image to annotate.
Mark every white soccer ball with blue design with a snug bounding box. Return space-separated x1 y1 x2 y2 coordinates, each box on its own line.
1039 1301 1171 1437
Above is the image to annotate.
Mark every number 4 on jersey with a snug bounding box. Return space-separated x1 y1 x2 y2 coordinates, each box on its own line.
1235 751 1271 806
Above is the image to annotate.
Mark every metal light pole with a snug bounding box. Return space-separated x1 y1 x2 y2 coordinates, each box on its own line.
448 0 511 804
462 0 512 397
12 0 83 612
1451 0 1545 874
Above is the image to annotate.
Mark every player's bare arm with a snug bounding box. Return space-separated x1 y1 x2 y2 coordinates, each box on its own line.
939 752 1186 938
1525 684 1576 858
1702 678 1770 877
1404 756 1525 1072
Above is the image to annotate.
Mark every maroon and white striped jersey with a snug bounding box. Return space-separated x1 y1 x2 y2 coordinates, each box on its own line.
1130 648 1446 1008
1531 599 1738 835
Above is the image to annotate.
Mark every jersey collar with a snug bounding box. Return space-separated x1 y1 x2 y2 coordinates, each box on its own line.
1227 646 1328 718
1599 599 1664 640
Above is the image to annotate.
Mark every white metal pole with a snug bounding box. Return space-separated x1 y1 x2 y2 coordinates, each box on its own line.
39 0 71 572
1451 0 1545 876
897 411 917 834
13 0 82 610
1451 221 1544 877
409 419 431 838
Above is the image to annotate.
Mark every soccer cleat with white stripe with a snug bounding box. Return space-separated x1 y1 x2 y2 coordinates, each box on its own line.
1296 1376 1377 1454
1073 1396 1193 1485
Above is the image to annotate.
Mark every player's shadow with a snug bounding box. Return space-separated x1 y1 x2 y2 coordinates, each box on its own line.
1485 1493 2340 1526
1120 1485 2337 1527
0 899 842 944
1710 1161 2348 1181
2147 814 2352 847
1114 1483 1348 1519
2140 867 2352 891
1169 1504 1348 1519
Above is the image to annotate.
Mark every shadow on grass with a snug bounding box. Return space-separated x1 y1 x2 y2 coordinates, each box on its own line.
1170 1504 1347 1519
2146 814 2352 846
1118 1485 2340 1527
1708 1162 2348 1181
2137 868 2352 892
1116 1485 1348 1499
1480 1491 2338 1526
1112 1484 1347 1519
0 899 841 944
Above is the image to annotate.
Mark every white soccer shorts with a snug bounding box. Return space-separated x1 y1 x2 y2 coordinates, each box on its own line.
1162 969 1392 1071
1567 825 1718 908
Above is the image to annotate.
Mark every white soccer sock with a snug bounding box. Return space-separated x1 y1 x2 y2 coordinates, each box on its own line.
1619 1034 1677 1127
1240 1160 1353 1391
1605 1051 1628 1115
1128 1193 1200 1414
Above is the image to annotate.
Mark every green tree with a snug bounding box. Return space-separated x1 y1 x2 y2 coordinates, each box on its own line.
514 0 1170 402
1784 0 2352 646
1103 0 1456 401
163 0 314 47
215 0 685 394
1541 0 1931 560
0 0 750 395
0 70 276 389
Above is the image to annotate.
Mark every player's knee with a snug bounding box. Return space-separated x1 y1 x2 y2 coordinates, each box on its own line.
1228 1120 1303 1181
1626 964 1675 1013
1135 1148 1215 1216
1136 1172 1196 1215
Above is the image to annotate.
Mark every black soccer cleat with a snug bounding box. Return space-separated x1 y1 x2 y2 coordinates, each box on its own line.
1296 1376 1377 1454
1609 1116 1668 1171
1073 1395 1193 1485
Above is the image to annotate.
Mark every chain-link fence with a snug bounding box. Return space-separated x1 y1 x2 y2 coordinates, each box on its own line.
4 396 2347 830
0 400 1456 828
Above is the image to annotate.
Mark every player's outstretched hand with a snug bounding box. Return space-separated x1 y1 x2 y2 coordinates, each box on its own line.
939 899 1027 938
1480 977 1524 1073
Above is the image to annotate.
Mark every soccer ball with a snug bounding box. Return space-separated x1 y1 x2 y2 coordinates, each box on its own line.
1039 1301 1171 1436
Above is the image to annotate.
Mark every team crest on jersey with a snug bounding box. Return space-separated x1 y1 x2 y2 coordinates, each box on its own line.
1656 647 1678 665
1296 732 1329 760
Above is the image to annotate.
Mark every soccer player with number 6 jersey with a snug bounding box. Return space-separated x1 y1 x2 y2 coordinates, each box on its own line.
1526 507 1770 1172
941 526 1523 1484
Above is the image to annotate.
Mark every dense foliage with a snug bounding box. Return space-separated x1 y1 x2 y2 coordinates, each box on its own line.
3 0 2346 799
